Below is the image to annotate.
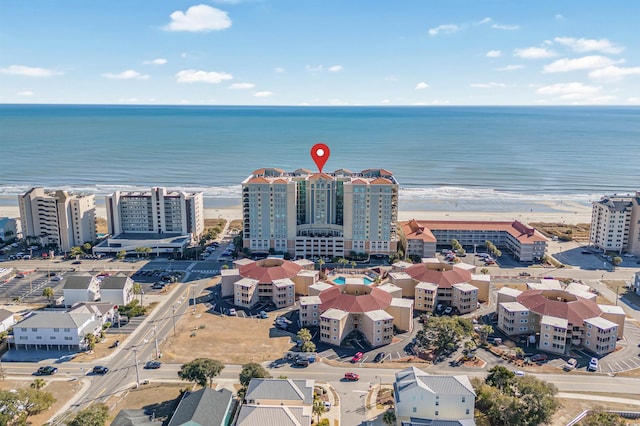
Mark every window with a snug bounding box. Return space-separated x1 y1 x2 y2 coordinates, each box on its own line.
435 411 439 416
466 408 470 415
412 407 416 413
462 396 466 402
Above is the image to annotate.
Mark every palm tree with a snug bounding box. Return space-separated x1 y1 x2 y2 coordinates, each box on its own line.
30 378 46 390
42 287 55 305
312 398 326 423
382 409 397 426
132 282 143 306
480 268 489 275
70 246 84 259
478 324 494 344
350 261 357 269
116 250 126 260
612 256 622 270
317 258 325 274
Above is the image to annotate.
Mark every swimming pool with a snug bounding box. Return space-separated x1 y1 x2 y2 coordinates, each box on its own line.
332 276 373 285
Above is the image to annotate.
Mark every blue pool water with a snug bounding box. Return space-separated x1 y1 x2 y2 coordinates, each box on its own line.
332 276 373 285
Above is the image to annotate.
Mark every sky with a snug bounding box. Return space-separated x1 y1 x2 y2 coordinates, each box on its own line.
1 0 639 106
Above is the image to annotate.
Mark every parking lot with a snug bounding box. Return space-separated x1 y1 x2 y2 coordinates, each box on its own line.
0 270 69 304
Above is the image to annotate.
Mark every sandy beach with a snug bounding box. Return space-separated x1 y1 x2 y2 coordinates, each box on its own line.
0 200 592 226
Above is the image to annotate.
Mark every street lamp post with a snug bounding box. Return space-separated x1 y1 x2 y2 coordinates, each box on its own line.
171 305 176 336
133 348 140 387
153 324 160 359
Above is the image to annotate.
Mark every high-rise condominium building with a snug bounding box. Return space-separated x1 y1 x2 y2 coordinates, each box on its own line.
242 168 399 258
105 187 204 238
590 192 640 255
18 187 96 251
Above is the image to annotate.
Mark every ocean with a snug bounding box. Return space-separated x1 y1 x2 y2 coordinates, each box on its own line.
1 104 639 211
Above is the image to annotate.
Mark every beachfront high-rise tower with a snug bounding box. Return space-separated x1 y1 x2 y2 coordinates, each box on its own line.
241 168 399 258
18 187 96 251
590 192 640 255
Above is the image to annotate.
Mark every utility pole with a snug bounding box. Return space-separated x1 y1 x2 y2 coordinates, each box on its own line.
192 284 196 314
133 348 140 387
171 305 176 336
153 324 160 359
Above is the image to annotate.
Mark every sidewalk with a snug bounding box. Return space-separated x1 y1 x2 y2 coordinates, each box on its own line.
557 392 640 406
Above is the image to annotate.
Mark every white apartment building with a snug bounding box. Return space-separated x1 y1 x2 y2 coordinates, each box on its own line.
13 311 102 351
106 187 204 239
394 366 476 426
590 192 640 255
18 187 96 251
0 217 20 242
241 168 399 258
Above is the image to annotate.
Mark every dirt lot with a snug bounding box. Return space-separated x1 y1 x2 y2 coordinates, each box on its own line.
0 378 82 425
551 396 640 426
530 222 591 242
159 303 294 364
73 333 129 363
106 382 188 424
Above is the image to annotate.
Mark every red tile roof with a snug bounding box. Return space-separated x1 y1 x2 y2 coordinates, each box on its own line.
401 219 436 243
247 177 270 184
370 177 393 185
319 286 393 313
308 172 334 180
401 220 547 243
517 290 602 325
251 168 286 176
402 263 471 289
238 259 303 285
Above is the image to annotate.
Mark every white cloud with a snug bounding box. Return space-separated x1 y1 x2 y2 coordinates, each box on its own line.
554 37 624 54
477 17 492 25
102 70 150 80
329 98 349 105
492 23 519 30
328 65 343 72
254 91 273 97
544 56 622 73
514 47 557 59
555 14 564 20
306 65 324 72
496 65 524 71
588 65 640 82
164 5 231 32
536 82 601 98
0 65 60 77
486 50 502 58
380 99 390 104
229 83 255 89
428 24 459 36
16 90 33 96
628 97 640 104
470 82 506 89
176 69 232 83
415 82 430 90
273 67 285 73
118 98 139 103
212 0 242 3
144 58 167 65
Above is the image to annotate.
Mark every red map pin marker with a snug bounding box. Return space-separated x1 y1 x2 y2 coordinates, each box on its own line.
311 143 330 173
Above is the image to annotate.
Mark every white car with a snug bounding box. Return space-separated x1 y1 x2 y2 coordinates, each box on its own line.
443 307 453 315
588 357 598 371
228 308 237 316
514 370 525 377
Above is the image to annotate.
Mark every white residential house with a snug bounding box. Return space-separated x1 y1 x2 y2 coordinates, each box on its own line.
63 273 100 307
394 366 476 426
100 274 134 307
12 311 102 351
0 308 16 333
68 302 117 326
236 378 314 426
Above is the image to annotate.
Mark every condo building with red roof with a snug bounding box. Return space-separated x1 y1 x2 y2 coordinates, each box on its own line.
401 219 547 262
496 285 625 356
241 168 398 259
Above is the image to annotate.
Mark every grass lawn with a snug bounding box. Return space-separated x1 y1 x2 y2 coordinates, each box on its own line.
551 396 640 426
530 222 591 241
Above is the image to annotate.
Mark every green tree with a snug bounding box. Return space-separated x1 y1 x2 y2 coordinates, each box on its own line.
582 411 626 426
297 328 312 343
313 397 326 423
485 366 516 391
178 358 225 388
42 286 55 304
0 387 56 424
239 362 271 387
118 299 147 317
84 333 97 351
30 378 46 390
480 267 489 275
132 282 144 306
70 246 84 258
67 403 110 426
382 409 397 426
82 242 92 253
116 250 127 260
478 324 493 344
611 256 623 269
317 258 325 274
415 316 473 356
301 341 316 353
514 347 525 358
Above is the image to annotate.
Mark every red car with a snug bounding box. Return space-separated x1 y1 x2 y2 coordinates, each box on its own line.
351 352 364 363
344 372 360 381
530 353 548 362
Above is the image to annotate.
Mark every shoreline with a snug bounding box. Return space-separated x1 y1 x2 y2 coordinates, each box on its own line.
0 198 592 226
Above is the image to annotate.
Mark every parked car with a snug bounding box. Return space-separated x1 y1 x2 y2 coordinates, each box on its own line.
531 354 548 362
228 308 237 316
564 358 577 371
443 306 453 315
373 352 386 363
344 372 360 381
588 357 598 371
36 366 58 376
71 260 82 265
294 358 309 367
144 361 162 369
514 370 525 377
518 272 531 277
351 352 364 363
92 366 109 375
109 340 120 348
258 311 269 319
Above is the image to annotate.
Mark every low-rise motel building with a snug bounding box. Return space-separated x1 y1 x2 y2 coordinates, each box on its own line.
401 219 548 262
496 280 625 356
